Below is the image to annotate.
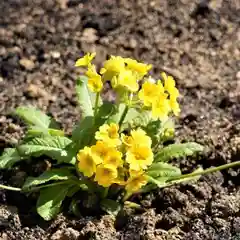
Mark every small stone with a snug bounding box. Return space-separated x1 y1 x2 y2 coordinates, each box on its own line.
0 233 8 240
51 228 80 240
129 38 137 49
19 58 35 71
25 84 56 101
57 0 68 9
0 205 20 229
50 51 61 59
236 71 240 79
233 217 240 233
81 28 98 43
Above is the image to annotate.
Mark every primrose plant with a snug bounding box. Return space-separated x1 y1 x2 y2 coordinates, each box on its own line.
0 53 239 220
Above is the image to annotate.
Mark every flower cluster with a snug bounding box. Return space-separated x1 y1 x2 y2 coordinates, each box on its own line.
77 123 153 194
75 53 180 121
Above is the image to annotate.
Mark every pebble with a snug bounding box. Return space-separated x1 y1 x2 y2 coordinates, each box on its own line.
129 38 137 49
50 51 61 59
25 84 56 101
81 28 99 43
19 58 35 71
51 228 80 240
236 71 240 79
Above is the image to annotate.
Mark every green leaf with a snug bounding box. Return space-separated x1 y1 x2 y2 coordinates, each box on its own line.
0 148 23 169
76 76 94 118
37 183 73 220
146 167 204 190
22 168 75 191
17 136 75 164
147 162 181 179
67 185 82 197
15 106 51 129
154 142 204 162
100 199 122 216
147 176 169 188
69 198 81 217
72 116 94 148
96 102 117 122
168 167 204 184
23 127 64 141
110 104 150 127
15 107 64 140
48 128 65 137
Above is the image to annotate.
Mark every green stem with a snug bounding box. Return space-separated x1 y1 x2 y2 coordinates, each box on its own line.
118 105 129 128
102 187 109 198
169 161 240 182
94 92 100 117
123 191 132 201
124 201 142 209
0 184 21 191
23 180 73 192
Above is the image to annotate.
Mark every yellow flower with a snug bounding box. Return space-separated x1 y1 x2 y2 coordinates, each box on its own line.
75 52 96 67
151 93 171 121
121 133 133 147
100 56 125 81
169 98 180 116
95 123 121 147
161 72 179 99
131 129 152 147
94 164 118 187
138 82 156 107
138 81 164 107
86 64 103 92
117 69 139 92
122 129 152 148
91 141 113 158
125 170 147 193
77 147 102 177
124 58 152 77
103 150 123 167
126 145 153 171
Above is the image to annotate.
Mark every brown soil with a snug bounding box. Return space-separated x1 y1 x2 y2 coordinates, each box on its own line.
0 0 239 239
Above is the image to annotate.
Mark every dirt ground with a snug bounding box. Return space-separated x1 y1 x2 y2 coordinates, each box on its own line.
0 0 239 239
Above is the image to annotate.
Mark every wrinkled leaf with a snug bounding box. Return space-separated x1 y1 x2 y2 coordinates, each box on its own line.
15 106 51 129
0 148 23 169
146 167 204 191
147 162 181 178
154 142 204 162
168 167 204 184
146 176 169 188
22 168 75 191
100 199 122 216
69 198 81 217
17 136 75 164
96 102 118 123
37 183 73 220
76 76 94 118
72 116 94 148
24 127 64 141
15 107 63 140
110 104 150 127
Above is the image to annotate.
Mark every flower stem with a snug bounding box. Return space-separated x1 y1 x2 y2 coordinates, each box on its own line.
0 184 21 191
24 180 73 192
118 105 129 129
94 92 100 117
169 161 240 182
102 187 109 198
123 191 132 201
